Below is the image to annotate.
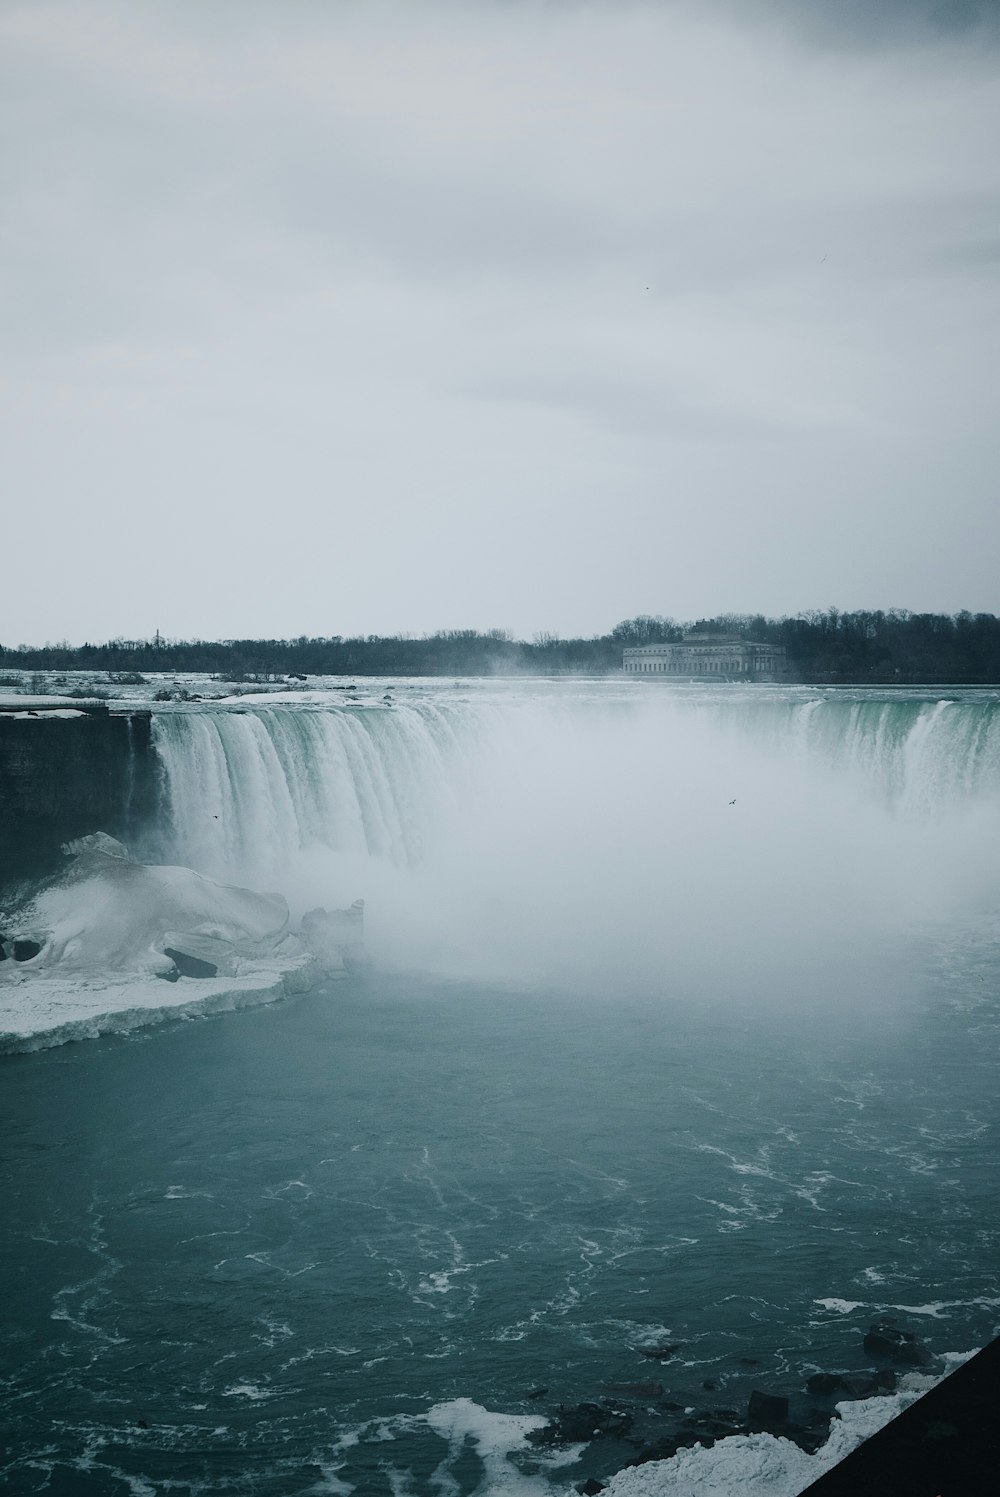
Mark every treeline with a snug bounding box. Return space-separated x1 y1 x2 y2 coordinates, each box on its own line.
615 609 1000 682
0 628 622 678
711 609 1000 683
3 610 1000 683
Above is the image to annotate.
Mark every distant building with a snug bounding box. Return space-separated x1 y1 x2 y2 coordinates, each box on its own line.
623 632 787 681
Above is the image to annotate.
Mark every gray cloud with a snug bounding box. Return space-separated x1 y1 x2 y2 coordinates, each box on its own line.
1 0 998 642
729 0 1000 48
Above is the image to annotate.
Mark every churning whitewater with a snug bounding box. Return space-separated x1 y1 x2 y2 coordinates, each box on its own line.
2 679 999 1496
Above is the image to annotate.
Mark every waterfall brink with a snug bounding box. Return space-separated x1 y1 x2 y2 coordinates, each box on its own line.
149 688 1000 993
152 701 490 888
152 694 1000 881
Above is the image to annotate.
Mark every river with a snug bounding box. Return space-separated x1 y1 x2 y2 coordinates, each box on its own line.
2 679 999 1494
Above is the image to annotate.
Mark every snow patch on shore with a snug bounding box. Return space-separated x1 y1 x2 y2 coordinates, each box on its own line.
604 1356 974 1497
0 952 320 1053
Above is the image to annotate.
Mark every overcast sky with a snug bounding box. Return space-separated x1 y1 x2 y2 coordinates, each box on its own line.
2 0 999 645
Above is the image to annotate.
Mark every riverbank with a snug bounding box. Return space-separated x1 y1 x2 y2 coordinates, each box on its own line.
603 1334 1000 1496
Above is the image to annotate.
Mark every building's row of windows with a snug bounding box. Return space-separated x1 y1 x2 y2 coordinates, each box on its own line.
626 657 780 674
628 660 744 673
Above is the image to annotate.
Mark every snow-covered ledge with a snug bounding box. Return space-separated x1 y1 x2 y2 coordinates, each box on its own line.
0 834 356 1053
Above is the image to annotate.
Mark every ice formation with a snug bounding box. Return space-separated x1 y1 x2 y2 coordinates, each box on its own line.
0 835 338 1052
1 833 291 980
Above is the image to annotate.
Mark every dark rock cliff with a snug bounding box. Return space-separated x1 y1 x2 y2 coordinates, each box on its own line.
0 709 160 888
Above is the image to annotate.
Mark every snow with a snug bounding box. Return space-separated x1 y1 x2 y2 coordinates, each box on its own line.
0 835 327 1052
603 1359 974 1497
1 708 88 719
0 695 106 710
0 956 318 1054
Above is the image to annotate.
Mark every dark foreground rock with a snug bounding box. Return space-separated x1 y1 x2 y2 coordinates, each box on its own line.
862 1317 932 1366
163 946 219 979
527 1402 634 1445
748 1390 789 1428
530 1328 947 1482
626 1436 680 1466
840 1373 893 1398
806 1370 897 1399
805 1373 842 1396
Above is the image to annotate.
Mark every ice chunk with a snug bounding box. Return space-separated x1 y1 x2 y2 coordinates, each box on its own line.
1 835 289 979
0 835 325 1051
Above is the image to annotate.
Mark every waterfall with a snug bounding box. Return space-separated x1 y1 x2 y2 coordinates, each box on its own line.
147 690 1000 992
695 693 1000 817
152 700 495 888
152 692 1000 886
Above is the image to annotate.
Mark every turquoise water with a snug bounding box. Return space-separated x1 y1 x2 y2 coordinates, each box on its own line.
3 682 1000 1494
2 955 999 1494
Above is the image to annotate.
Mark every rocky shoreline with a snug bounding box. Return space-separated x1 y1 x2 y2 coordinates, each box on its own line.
515 1316 938 1493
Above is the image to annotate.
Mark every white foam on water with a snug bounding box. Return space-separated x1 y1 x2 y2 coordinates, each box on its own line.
815 1294 1000 1320
423 1398 572 1496
222 1382 274 1401
382 1471 419 1497
309 1467 355 1496
889 1296 1000 1318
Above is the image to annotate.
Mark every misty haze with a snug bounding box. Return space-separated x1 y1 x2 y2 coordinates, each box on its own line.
2 3 1000 1496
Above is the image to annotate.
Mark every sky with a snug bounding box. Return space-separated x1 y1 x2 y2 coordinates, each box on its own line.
2 0 999 645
